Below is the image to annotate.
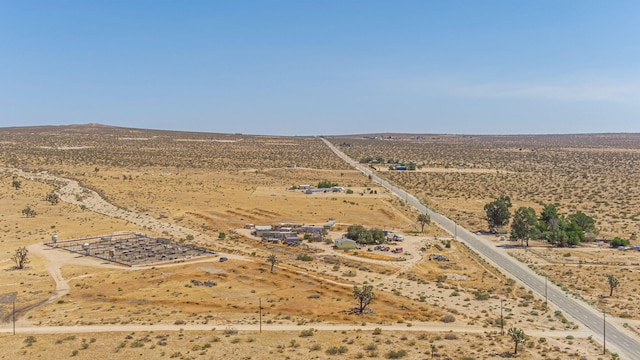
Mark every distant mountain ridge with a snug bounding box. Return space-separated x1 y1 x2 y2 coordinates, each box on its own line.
1 123 639 145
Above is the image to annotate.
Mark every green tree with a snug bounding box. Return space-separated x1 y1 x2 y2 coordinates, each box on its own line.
267 254 278 273
353 285 376 314
346 225 366 242
564 220 585 246
12 246 30 269
539 204 559 229
417 213 431 233
484 195 512 233
610 237 630 248
567 211 598 236
508 327 527 355
607 274 619 297
547 218 569 247
510 207 538 247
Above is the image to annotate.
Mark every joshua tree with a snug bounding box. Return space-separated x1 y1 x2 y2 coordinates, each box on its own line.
12 246 30 269
353 284 376 314
12 179 21 190
417 213 431 233
429 343 436 358
607 274 619 297
508 327 527 354
267 254 278 273
22 207 36 218
46 193 60 205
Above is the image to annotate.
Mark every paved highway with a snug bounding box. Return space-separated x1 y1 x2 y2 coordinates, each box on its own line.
322 137 640 360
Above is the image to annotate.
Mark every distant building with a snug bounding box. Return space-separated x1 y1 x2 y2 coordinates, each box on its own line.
285 236 301 246
254 225 273 237
305 186 345 194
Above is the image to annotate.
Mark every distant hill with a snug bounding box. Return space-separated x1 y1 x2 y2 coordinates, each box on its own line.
1 124 639 148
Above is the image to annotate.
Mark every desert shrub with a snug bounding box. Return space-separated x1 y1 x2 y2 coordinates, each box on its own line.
440 314 456 323
326 345 348 355
343 270 357 277
297 254 313 261
223 327 238 336
386 349 408 358
444 333 458 340
473 290 490 300
24 336 37 346
373 327 382 335
299 328 315 337
365 343 377 351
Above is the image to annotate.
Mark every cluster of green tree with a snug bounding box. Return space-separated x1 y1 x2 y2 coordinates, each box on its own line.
485 196 598 247
345 225 386 245
524 206 596 247
317 180 339 188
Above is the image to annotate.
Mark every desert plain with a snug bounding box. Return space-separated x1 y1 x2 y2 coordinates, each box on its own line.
1 125 639 359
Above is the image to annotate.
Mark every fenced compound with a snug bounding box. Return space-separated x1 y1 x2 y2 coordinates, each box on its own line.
45 232 216 267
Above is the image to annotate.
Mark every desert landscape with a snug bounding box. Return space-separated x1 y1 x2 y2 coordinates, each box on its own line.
1 125 639 359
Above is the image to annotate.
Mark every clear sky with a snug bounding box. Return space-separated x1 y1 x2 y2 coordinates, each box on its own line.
1 1 639 136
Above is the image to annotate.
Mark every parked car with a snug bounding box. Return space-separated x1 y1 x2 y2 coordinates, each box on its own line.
219 257 228 262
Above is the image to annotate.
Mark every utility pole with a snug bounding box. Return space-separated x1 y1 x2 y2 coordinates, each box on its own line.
259 297 262 334
545 275 548 306
13 298 16 335
500 298 504 336
603 309 606 355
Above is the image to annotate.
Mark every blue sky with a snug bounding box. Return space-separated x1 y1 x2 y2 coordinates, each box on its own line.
1 1 639 135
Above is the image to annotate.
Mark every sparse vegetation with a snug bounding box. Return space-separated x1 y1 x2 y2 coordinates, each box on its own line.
0 127 633 360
